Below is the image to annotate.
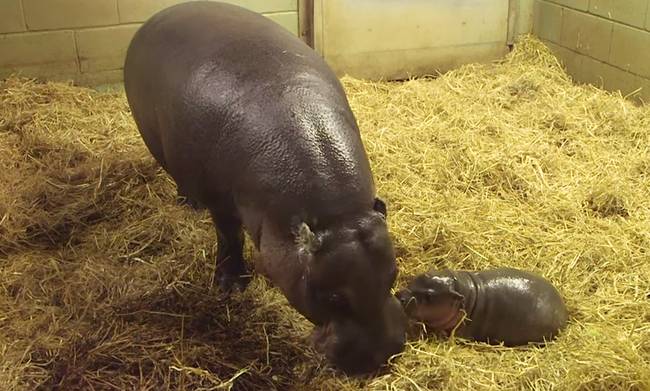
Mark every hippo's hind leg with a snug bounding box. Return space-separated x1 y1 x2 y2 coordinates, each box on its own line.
209 209 251 293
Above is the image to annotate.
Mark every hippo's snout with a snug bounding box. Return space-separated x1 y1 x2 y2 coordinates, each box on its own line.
312 296 407 374
395 289 416 313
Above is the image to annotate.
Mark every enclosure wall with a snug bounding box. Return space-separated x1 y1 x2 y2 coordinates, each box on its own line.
0 0 298 86
312 0 534 81
533 0 650 102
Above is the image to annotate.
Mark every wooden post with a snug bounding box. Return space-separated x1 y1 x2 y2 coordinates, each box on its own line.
298 0 314 48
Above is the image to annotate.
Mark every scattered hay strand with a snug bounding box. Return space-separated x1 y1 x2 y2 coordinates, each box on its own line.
1 36 649 390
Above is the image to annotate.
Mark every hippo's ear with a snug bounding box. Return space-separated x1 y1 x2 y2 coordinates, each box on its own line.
373 197 387 218
296 222 321 253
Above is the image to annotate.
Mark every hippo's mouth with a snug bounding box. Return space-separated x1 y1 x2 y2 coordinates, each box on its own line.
310 323 336 355
414 299 465 332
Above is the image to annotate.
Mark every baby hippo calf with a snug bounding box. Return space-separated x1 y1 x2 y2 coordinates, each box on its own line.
396 267 568 346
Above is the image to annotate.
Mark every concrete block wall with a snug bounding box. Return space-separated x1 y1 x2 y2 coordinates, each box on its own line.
533 0 650 103
313 0 516 81
0 0 298 86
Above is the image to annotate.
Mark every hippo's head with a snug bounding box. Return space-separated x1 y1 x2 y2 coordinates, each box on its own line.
396 271 465 331
294 198 406 374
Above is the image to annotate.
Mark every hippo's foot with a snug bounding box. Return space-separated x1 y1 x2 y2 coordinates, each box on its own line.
214 257 251 293
210 209 248 294
176 193 203 210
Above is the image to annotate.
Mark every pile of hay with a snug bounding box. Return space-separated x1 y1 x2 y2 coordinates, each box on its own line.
1 36 648 390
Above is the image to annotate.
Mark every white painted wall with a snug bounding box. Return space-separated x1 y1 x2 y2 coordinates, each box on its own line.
516 0 535 40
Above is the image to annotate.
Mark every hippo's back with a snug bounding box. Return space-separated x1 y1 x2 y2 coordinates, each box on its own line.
469 268 568 345
124 1 375 222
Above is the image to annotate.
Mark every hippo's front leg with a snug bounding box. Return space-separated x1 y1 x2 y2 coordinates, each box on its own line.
176 192 203 210
209 210 251 293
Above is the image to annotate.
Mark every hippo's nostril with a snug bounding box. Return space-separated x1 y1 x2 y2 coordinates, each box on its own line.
395 290 413 307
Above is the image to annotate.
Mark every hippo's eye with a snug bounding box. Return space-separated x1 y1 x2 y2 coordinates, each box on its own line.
414 289 438 303
327 293 349 311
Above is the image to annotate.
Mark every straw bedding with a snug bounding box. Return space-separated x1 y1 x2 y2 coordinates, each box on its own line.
1 36 648 390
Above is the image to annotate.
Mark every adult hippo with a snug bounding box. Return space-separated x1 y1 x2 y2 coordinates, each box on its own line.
123 1 406 374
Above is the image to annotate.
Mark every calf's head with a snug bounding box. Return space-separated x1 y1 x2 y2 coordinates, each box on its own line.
294 199 406 374
396 271 465 331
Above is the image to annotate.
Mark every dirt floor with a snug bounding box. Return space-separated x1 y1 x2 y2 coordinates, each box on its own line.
1 37 649 390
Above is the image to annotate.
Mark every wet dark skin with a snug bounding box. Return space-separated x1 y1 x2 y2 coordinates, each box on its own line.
123 1 406 374
396 268 568 346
